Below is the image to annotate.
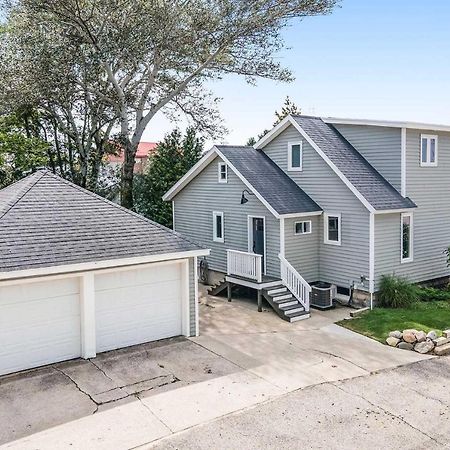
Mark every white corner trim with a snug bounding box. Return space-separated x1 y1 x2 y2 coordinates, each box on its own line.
401 127 407 197
369 213 375 295
181 259 191 337
80 273 96 359
279 217 285 258
194 256 199 337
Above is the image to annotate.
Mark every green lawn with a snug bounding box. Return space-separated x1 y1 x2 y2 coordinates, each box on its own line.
337 301 450 343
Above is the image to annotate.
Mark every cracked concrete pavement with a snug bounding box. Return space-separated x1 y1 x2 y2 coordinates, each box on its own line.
0 288 437 449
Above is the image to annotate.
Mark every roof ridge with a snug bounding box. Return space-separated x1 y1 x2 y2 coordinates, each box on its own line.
40 171 202 248
0 171 46 221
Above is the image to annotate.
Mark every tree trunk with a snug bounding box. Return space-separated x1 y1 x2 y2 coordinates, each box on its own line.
121 140 137 209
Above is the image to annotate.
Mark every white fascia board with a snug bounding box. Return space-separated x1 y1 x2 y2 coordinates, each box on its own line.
163 148 217 201
214 148 281 219
324 117 450 133
401 127 407 197
254 115 293 150
279 211 323 219
0 249 210 283
373 207 416 215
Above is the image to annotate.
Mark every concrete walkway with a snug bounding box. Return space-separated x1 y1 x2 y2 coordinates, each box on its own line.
2 289 431 449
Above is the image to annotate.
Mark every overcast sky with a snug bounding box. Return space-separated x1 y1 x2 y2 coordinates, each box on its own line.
142 0 450 147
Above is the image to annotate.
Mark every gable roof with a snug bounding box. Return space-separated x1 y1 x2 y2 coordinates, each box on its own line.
216 146 322 216
255 115 416 213
0 170 206 275
163 146 322 218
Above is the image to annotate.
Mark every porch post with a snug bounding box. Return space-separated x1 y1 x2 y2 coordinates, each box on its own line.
257 289 262 312
227 282 232 302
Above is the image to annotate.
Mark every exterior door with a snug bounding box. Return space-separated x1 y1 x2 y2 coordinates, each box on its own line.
251 217 265 274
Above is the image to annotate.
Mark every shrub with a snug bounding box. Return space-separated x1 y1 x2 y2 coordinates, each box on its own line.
417 286 450 302
378 275 418 308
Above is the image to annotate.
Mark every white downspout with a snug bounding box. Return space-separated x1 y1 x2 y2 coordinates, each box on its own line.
369 212 375 310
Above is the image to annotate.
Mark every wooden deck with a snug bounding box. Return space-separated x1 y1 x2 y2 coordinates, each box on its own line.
225 274 281 290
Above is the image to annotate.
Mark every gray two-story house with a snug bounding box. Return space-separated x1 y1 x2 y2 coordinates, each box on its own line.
164 115 450 321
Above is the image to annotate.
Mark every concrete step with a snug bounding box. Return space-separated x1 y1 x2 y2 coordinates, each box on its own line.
267 287 287 296
434 342 450 356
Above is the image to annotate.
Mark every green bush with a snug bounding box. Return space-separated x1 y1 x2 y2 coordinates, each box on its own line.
378 275 418 308
417 286 450 302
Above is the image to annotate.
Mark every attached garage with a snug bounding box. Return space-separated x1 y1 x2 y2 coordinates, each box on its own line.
0 170 208 377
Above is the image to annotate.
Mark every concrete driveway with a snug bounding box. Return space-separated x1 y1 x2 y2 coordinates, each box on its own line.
1 286 432 449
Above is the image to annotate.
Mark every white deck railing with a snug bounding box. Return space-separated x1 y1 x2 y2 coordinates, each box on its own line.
227 249 263 282
279 254 311 312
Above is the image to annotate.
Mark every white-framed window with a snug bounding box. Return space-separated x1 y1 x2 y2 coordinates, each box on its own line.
288 141 303 171
324 213 341 245
401 212 413 263
213 211 224 243
218 162 228 183
294 220 312 235
420 134 438 167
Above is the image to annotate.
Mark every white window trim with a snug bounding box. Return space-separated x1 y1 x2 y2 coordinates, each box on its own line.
401 212 413 263
324 213 341 246
288 141 303 171
212 211 224 243
420 134 438 167
218 162 228 183
294 220 312 235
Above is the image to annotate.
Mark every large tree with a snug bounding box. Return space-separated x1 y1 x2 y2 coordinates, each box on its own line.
1 0 338 208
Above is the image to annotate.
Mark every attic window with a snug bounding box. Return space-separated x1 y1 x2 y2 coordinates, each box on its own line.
288 142 302 171
218 162 228 183
294 221 312 235
420 135 438 167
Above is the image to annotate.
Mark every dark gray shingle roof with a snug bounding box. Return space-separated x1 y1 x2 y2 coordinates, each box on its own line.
0 170 204 273
292 116 416 211
216 145 322 215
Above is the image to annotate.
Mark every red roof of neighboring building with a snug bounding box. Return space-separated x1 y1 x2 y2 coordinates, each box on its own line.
108 142 158 163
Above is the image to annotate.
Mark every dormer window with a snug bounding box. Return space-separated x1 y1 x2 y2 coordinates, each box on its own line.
218 162 228 183
420 134 438 167
288 142 302 171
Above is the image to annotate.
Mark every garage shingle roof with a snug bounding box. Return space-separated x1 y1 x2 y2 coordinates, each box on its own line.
216 145 322 215
292 116 416 211
0 170 204 273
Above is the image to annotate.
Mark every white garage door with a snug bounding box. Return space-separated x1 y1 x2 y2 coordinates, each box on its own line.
0 278 81 376
95 263 183 353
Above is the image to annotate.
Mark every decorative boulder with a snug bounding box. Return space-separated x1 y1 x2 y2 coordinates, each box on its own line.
414 341 435 354
389 330 403 339
386 337 400 347
403 331 417 344
443 330 450 339
426 331 438 341
415 331 427 343
434 337 450 347
398 342 414 351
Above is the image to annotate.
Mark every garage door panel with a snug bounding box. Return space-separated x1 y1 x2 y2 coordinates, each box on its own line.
0 279 81 376
95 263 183 353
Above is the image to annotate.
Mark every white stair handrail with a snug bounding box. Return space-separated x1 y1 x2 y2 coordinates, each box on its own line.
279 254 311 312
227 249 263 282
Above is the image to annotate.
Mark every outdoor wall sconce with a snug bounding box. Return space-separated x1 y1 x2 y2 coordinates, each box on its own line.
240 189 254 204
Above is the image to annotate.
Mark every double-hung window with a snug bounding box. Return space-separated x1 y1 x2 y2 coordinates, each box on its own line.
420 135 438 167
288 142 303 171
213 211 224 243
324 213 341 245
218 162 228 183
294 221 312 235
401 213 413 263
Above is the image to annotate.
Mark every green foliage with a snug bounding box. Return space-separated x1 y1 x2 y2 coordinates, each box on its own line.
377 274 418 308
417 286 450 303
134 127 203 228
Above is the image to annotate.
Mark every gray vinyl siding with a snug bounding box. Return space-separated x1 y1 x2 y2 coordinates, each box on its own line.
374 129 450 287
188 257 196 336
284 216 320 282
333 124 402 192
263 125 370 289
173 156 280 277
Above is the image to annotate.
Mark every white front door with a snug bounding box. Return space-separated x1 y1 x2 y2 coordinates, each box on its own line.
94 262 183 353
0 278 81 376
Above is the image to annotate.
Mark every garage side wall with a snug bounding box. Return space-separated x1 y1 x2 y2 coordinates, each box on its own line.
189 257 197 337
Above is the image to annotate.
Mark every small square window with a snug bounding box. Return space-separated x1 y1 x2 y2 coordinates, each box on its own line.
324 213 341 245
294 221 312 235
218 162 228 183
213 211 224 243
420 135 438 167
288 142 303 171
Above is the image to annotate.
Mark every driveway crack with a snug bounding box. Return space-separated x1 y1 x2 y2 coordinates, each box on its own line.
334 383 445 446
88 359 115 382
135 393 174 434
311 349 369 373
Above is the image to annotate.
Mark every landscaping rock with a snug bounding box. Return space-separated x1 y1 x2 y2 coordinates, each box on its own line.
397 342 414 351
403 331 417 344
386 337 400 347
443 330 450 339
426 331 438 341
434 337 450 347
389 330 403 339
415 331 427 343
434 343 450 356
414 341 435 354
